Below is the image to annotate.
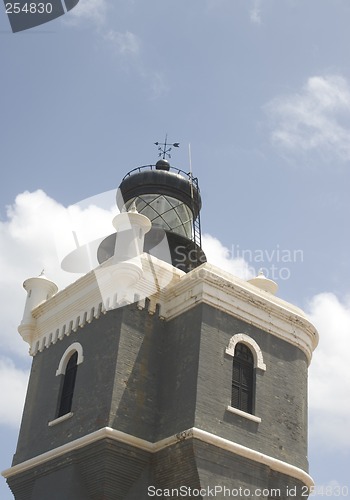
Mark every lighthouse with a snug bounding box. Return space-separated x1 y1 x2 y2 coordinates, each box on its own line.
2 150 318 500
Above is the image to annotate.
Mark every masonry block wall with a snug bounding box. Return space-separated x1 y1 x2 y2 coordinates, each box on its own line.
8 290 311 500
195 303 308 470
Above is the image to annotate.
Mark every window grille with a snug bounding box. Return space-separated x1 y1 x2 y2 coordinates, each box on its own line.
231 343 254 414
57 351 78 417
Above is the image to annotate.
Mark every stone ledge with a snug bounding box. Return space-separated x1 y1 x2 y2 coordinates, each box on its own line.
48 412 73 427
2 426 313 488
226 406 262 423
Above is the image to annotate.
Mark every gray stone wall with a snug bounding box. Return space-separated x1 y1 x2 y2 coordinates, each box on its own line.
13 308 121 464
8 439 151 500
109 304 164 441
13 303 166 465
10 297 310 498
156 305 203 440
194 440 308 500
195 303 309 471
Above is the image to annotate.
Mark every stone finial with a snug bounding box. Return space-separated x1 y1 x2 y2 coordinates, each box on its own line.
109 209 152 292
248 269 278 295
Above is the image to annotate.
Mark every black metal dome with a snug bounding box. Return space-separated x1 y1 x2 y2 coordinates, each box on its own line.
98 162 206 272
117 167 202 218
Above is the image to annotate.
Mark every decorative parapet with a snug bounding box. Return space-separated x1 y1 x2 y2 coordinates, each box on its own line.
161 264 319 364
27 254 184 356
21 259 318 363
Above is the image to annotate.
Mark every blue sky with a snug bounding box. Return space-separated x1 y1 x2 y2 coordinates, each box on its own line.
1 0 350 498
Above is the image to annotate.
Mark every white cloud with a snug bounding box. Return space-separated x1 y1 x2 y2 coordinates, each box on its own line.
202 234 254 280
307 292 350 450
250 0 262 24
265 75 350 162
65 0 108 26
0 189 116 357
148 71 169 100
63 0 141 59
102 32 168 98
0 192 254 357
63 1 140 57
64 3 167 99
0 189 122 431
0 192 253 431
0 357 29 428
104 30 140 56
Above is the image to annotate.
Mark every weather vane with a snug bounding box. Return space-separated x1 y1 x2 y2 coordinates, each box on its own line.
154 134 180 159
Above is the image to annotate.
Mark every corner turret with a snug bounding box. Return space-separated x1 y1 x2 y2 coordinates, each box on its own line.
18 271 58 344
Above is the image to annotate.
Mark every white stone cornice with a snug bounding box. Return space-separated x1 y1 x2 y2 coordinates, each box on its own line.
21 259 318 363
1 426 313 488
25 255 184 356
162 264 319 364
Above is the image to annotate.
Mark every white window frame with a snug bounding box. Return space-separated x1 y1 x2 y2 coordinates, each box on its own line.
48 343 84 427
225 333 265 423
225 333 266 371
55 342 84 376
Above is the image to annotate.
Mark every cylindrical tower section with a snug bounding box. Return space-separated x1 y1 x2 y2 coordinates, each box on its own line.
98 160 206 272
18 273 58 344
117 160 201 242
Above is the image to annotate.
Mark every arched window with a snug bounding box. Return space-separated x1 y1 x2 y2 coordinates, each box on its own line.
231 343 254 414
57 351 78 418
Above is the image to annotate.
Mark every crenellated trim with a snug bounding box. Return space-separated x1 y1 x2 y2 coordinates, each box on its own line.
30 295 165 356
30 301 106 356
23 259 317 362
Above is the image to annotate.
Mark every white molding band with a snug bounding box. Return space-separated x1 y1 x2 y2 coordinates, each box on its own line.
24 255 184 356
19 260 318 364
1 426 313 488
163 265 319 364
225 333 266 371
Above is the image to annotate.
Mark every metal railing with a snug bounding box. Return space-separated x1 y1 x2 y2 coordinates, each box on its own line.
122 164 198 183
121 164 203 254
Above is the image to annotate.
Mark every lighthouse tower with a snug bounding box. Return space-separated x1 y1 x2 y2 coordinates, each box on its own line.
2 153 318 500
